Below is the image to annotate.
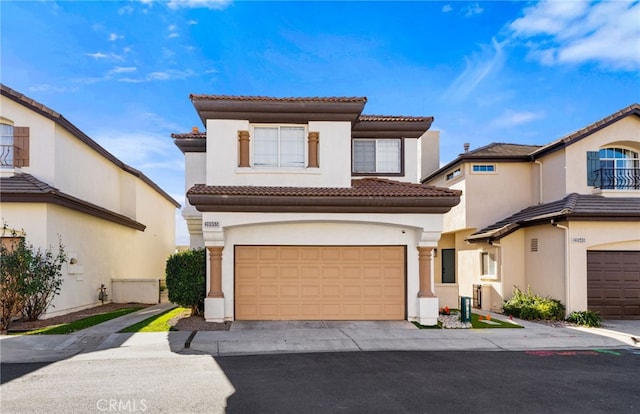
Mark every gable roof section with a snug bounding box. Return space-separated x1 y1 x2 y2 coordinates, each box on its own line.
0 173 146 231
466 193 640 243
422 143 542 182
531 103 640 157
1 84 180 208
187 177 461 213
352 114 434 139
171 131 206 153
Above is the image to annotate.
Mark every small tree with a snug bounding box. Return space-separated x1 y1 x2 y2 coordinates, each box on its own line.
0 236 31 331
165 248 206 316
21 237 66 320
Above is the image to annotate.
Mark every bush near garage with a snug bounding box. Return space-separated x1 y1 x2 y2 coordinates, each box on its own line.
503 286 565 321
165 248 206 316
566 310 603 327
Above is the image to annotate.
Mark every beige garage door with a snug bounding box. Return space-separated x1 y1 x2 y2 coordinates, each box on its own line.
235 246 406 320
587 251 640 320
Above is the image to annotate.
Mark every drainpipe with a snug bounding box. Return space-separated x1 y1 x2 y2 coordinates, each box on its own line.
551 219 570 313
534 159 543 204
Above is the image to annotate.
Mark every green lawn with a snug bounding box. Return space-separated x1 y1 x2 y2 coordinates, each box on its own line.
413 312 523 329
119 307 190 333
24 307 143 335
471 313 523 329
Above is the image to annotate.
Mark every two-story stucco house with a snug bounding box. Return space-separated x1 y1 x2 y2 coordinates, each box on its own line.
423 104 640 320
173 94 461 324
0 84 180 317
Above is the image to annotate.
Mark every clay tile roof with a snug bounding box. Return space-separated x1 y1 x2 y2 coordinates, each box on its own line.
188 177 461 198
467 193 640 242
532 103 640 156
0 173 56 194
465 142 542 157
358 115 434 123
189 94 367 103
171 132 206 139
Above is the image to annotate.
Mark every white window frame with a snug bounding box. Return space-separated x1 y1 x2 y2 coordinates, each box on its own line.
471 164 496 173
446 168 461 181
0 122 14 169
481 251 497 279
251 124 307 169
352 138 402 175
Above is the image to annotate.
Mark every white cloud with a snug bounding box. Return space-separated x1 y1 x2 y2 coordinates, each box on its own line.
28 84 70 93
510 0 640 70
188 20 198 25
119 69 195 83
166 0 231 10
108 66 137 75
91 130 175 167
168 24 177 32
442 4 452 13
86 52 123 61
168 32 180 39
444 38 506 102
464 2 484 17
490 109 545 128
118 5 134 15
108 33 123 41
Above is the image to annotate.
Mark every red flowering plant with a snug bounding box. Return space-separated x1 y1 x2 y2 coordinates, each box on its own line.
439 306 451 315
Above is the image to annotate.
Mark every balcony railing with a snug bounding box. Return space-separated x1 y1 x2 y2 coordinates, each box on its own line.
595 168 640 190
0 144 13 168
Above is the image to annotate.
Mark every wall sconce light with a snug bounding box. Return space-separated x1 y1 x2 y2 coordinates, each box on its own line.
70 258 78 265
433 248 438 257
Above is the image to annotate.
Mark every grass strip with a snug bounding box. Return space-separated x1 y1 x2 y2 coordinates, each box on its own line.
471 313 523 329
119 307 190 333
24 307 143 335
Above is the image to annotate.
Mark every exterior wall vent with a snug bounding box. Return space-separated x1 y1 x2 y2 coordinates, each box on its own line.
530 238 539 252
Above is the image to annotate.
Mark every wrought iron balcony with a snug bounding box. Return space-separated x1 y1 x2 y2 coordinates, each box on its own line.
595 168 640 190
0 144 13 167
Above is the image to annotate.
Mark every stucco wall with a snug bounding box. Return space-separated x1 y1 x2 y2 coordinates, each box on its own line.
203 212 443 321
206 119 353 188
564 115 640 195
465 162 535 230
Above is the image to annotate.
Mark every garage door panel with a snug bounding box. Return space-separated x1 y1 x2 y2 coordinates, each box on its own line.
587 251 640 320
236 246 405 320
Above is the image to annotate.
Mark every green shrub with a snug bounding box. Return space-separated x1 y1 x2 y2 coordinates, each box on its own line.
503 286 565 320
1 230 66 330
566 310 602 327
165 248 206 316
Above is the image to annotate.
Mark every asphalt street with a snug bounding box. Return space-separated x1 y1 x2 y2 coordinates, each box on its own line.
2 349 639 414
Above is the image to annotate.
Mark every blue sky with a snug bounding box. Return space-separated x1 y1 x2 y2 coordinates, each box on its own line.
2 0 639 244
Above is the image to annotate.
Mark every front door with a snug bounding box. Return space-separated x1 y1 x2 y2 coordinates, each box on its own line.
442 249 456 284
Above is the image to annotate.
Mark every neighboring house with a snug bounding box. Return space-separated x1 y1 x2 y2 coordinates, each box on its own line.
0 84 180 317
423 104 640 319
173 94 461 324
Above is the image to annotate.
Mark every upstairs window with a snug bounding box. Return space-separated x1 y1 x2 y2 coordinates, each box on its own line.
472 164 495 172
253 126 305 168
0 123 13 168
0 122 29 168
352 138 401 174
587 147 639 189
446 168 461 181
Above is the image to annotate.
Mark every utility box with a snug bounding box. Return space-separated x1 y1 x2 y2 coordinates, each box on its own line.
460 296 472 323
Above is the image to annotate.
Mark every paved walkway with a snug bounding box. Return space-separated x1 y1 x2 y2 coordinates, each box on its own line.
1 304 639 363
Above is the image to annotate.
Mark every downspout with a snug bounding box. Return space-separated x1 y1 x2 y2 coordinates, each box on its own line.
551 219 570 314
534 159 543 204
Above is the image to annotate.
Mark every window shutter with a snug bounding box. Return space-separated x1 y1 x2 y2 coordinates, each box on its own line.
586 151 599 187
13 126 29 167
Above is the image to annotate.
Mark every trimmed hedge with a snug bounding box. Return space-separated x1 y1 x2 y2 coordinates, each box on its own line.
165 248 206 316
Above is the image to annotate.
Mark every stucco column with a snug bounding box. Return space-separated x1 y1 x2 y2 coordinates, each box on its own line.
207 246 224 298
417 246 434 297
238 130 250 167
307 131 319 168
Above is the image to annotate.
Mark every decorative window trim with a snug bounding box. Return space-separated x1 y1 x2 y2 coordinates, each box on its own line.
351 138 404 176
250 124 307 169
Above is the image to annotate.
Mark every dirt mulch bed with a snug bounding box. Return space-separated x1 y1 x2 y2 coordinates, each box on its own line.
5 303 152 333
169 312 231 331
